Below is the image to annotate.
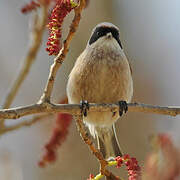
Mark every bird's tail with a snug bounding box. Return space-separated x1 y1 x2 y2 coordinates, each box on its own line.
95 124 123 160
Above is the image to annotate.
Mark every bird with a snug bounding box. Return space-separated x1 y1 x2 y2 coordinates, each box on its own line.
66 22 133 160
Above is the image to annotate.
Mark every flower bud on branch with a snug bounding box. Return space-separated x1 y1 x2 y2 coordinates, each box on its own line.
46 0 77 55
21 1 40 14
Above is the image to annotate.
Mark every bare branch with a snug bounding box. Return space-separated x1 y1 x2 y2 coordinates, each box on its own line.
3 6 48 109
74 115 120 180
74 115 106 162
1 4 49 127
0 102 179 120
0 113 52 135
39 0 86 103
128 103 180 116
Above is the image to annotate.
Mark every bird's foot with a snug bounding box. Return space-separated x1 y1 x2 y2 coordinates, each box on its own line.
118 100 128 116
80 100 89 117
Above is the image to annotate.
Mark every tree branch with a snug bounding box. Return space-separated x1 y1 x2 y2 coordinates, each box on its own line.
39 0 86 103
1 4 49 127
0 113 52 135
74 115 120 180
0 102 179 120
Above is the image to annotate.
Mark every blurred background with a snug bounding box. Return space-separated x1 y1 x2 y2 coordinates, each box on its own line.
0 0 180 179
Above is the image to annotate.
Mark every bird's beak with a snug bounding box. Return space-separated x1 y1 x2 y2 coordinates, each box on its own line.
106 32 112 39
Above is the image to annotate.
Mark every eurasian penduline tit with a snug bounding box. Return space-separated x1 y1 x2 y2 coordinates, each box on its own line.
67 22 133 160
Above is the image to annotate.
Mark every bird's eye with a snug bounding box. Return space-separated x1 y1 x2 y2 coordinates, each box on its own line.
97 31 101 36
113 31 119 38
96 31 104 37
88 29 105 45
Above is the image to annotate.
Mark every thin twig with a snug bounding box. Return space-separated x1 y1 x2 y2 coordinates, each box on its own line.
74 115 120 180
0 102 180 120
1 4 49 127
74 115 106 162
0 113 52 135
39 0 86 103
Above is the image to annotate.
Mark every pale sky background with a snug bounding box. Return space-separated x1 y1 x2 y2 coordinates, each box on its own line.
113 0 180 139
0 0 180 180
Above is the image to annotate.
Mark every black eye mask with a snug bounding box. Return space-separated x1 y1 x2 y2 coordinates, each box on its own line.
89 26 123 49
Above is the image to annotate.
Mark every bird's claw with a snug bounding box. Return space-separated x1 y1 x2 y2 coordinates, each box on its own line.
80 100 89 117
118 101 128 116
